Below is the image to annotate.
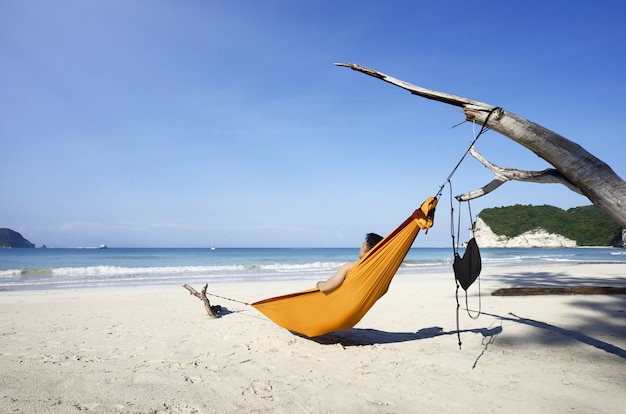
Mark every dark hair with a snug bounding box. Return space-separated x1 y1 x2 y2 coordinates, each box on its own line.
365 233 383 249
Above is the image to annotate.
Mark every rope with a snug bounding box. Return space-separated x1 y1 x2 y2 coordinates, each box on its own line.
443 109 498 349
435 107 500 200
447 183 463 348
465 199 481 322
206 292 251 307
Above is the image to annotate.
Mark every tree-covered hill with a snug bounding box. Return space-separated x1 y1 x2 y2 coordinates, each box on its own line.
0 228 35 248
478 205 623 246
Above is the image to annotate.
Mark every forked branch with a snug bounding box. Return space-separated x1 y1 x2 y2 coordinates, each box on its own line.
183 284 220 318
455 147 584 201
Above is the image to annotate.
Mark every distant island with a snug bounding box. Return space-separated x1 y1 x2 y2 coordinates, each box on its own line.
0 228 35 248
475 204 624 248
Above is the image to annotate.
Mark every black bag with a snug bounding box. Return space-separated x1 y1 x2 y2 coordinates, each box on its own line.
453 237 481 291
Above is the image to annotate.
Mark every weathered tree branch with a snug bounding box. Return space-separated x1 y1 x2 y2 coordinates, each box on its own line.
334 62 493 110
492 286 626 296
456 147 584 201
182 284 220 318
335 63 626 228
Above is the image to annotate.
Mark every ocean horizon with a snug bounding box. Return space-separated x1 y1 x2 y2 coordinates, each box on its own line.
1 246 625 292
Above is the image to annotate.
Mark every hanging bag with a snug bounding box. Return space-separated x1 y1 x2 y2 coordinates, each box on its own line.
453 237 481 291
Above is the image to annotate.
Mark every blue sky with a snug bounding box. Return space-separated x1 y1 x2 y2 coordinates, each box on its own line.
1 1 625 248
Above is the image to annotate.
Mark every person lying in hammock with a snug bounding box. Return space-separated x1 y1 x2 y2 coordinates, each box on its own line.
315 233 383 293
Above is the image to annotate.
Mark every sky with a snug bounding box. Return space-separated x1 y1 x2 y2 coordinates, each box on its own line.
1 1 625 248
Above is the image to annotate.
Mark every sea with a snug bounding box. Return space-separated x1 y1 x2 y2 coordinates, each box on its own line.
1 247 625 292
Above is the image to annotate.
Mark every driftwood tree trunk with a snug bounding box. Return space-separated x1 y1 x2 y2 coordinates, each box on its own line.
335 63 626 229
183 284 220 317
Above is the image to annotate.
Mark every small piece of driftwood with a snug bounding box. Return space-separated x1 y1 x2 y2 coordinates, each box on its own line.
492 286 626 296
182 283 220 317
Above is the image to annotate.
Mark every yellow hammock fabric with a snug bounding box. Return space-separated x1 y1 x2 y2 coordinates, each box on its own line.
252 197 438 337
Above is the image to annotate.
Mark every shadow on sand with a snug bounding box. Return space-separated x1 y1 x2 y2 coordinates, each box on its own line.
293 269 626 362
307 325 502 347
307 309 626 360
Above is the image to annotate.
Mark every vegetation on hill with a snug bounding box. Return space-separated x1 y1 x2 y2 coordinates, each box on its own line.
478 205 622 246
0 228 35 248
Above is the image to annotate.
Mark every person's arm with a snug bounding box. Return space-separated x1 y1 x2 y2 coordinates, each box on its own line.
316 261 354 293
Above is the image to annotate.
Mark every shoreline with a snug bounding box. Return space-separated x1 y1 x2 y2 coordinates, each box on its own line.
2 258 626 293
1 263 624 413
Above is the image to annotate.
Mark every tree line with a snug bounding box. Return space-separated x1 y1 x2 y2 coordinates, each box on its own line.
478 205 622 247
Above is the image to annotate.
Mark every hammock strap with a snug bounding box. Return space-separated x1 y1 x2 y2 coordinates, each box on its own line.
206 292 251 307
465 198 482 321
435 107 500 200
449 184 464 348
455 283 463 348
451 190 483 349
448 152 485 349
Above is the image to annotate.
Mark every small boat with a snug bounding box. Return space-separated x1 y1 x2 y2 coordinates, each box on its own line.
99 244 108 249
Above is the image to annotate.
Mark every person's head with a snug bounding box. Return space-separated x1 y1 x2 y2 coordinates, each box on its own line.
359 233 383 258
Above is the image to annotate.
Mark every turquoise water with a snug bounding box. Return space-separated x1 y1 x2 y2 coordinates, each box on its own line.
0 247 624 291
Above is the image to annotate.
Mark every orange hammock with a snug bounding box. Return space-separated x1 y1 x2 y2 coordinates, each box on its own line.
252 197 438 337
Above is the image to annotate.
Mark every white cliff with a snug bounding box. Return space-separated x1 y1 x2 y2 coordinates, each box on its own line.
473 217 577 248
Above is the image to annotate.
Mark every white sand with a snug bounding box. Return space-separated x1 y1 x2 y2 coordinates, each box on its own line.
1 263 624 413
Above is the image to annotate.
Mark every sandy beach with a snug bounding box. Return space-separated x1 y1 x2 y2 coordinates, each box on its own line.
1 262 624 413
